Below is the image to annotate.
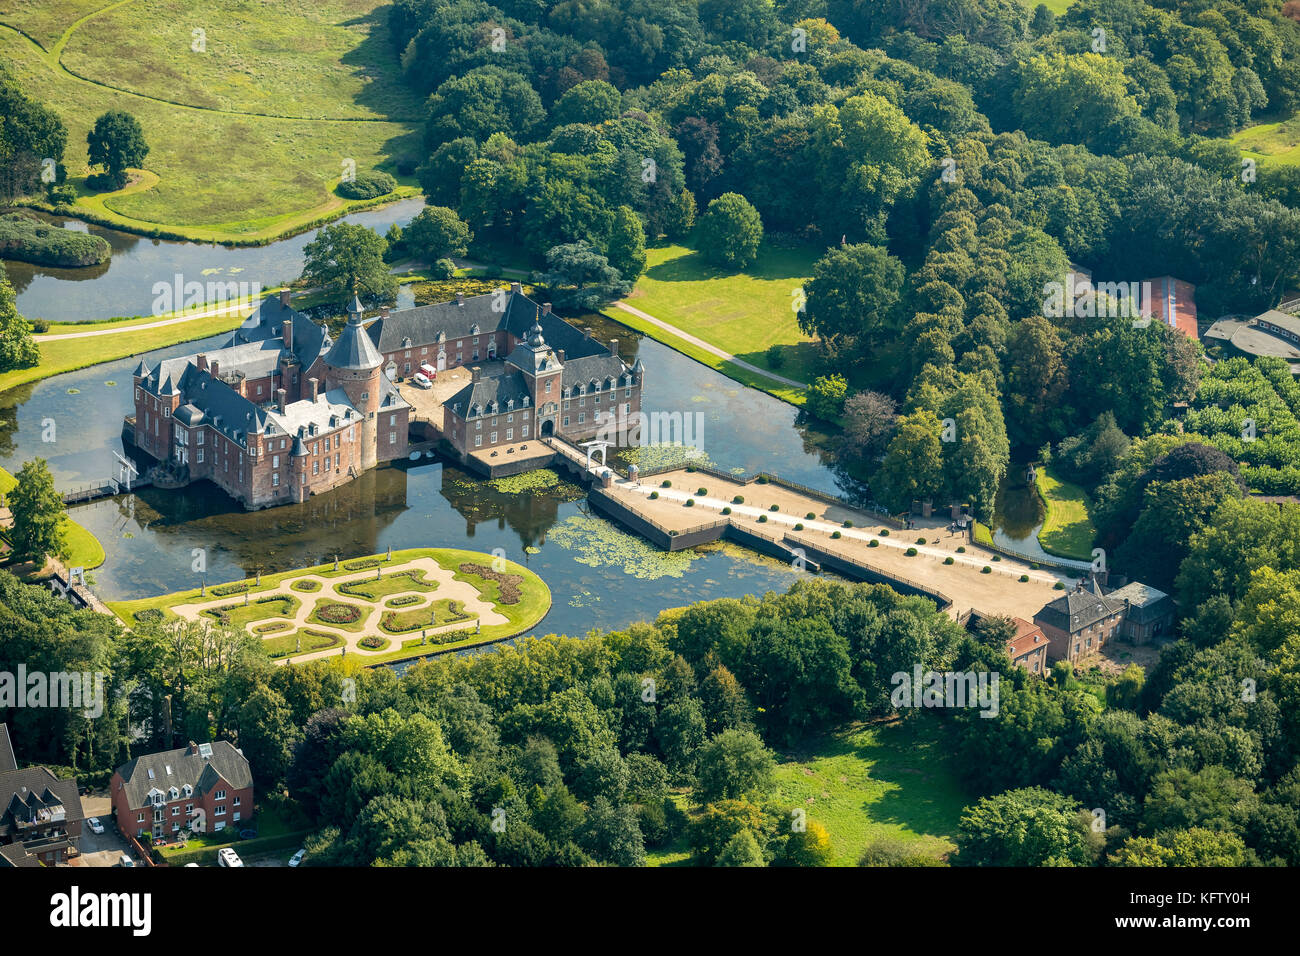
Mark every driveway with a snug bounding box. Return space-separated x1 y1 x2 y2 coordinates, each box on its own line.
73 794 132 867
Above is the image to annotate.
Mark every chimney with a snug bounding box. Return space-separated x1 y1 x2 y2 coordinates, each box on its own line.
471 366 481 383
609 338 619 355
210 359 219 380
282 317 293 350
275 387 286 413
456 291 465 305
187 740 199 756
279 288 291 308
557 349 566 364
380 305 390 319
308 377 319 401
196 353 208 371
510 281 521 294
543 302 552 315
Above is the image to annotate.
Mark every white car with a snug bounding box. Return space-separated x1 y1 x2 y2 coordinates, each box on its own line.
87 817 105 835
118 853 134 867
411 372 432 389
288 849 306 867
217 848 244 868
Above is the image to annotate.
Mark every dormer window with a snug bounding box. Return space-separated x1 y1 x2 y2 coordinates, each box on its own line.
183 784 193 797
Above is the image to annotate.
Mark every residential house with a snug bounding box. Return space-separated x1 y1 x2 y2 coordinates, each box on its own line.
110 740 253 841
0 724 83 866
1034 583 1126 664
1007 618 1050 675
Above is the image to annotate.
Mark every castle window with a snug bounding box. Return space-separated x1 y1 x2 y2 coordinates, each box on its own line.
545 381 552 393
506 429 513 441
362 392 369 400
313 461 319 475
273 455 280 468
390 414 397 426
507 414 514 423
522 426 529 437
563 416 570 427
474 435 482 448
389 432 396 444
197 448 204 463
164 406 171 417
490 432 498 443
578 413 585 424
272 473 280 487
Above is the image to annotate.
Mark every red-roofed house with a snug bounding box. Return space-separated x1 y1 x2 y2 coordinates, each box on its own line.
1142 276 1198 339
1007 618 1050 675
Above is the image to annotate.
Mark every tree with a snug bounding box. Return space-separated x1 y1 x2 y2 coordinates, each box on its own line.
0 273 38 372
695 730 775 803
877 410 945 511
665 188 696 240
782 820 833 866
402 206 472 263
841 391 897 460
86 111 148 189
534 241 631 311
550 80 621 128
801 243 905 350
7 458 65 563
1109 828 1253 866
605 206 647 283
235 685 298 788
0 72 67 200
716 828 766 866
424 66 545 148
300 223 398 303
1003 314 1066 449
696 193 762 269
805 374 847 421
956 787 1096 866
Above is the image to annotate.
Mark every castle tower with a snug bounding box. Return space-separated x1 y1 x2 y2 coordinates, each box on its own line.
323 294 385 471
504 308 564 437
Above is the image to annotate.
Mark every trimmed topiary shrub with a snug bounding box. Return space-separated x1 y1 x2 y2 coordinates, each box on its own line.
1054 582 1066 590
943 556 954 565
662 480 672 487
843 520 853 528
868 539 879 547
757 514 768 523
916 537 926 544
880 529 890 536
905 547 918 556
721 506 732 515
649 491 659 500
794 523 804 531
696 487 707 496
685 499 695 507
733 495 745 503
133 607 163 624
1019 574 1030 582
956 546 965 553
992 555 1001 562
981 566 992 574
806 512 816 520
769 504 779 512
831 531 842 539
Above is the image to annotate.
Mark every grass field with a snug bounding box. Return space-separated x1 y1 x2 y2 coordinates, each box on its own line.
772 717 965 866
1231 110 1300 167
613 241 821 404
1035 466 1096 561
0 0 420 239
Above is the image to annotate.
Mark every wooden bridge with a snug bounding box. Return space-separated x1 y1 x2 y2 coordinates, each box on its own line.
61 476 153 505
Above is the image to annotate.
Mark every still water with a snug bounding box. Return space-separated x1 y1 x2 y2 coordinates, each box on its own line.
4 199 426 323
0 319 855 638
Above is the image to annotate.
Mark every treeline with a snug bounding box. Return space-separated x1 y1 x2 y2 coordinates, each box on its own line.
4 513 1297 866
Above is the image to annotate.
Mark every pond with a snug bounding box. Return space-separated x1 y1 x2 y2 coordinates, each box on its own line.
2 198 426 323
986 466 1067 566
0 321 859 640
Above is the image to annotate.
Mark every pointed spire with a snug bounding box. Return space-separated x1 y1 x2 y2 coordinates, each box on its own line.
348 293 364 318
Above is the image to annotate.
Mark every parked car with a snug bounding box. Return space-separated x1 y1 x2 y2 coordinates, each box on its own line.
118 853 134 867
288 848 306 867
87 817 105 835
419 363 438 381
217 848 244 868
411 372 432 389
184 863 199 868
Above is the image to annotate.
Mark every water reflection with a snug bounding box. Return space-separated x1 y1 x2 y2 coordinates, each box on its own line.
3 198 426 322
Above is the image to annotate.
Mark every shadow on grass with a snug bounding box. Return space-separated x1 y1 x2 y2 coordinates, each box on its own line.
644 243 822 284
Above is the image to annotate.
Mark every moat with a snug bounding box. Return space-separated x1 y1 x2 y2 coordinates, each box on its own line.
0 315 857 638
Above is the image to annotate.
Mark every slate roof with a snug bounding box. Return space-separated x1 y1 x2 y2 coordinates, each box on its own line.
114 741 252 810
0 724 14 773
1106 581 1172 625
325 312 384 370
224 296 329 370
0 842 40 867
447 370 534 420
1035 588 1124 635
171 367 270 444
0 766 83 840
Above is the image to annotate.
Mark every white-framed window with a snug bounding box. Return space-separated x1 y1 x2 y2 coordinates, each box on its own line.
522 426 529 437
164 406 171 418
215 806 226 816
273 455 280 468
390 414 397 426
490 432 498 443
474 435 482 448
272 473 280 487
313 461 319 475
506 428 513 441
196 448 204 463
389 432 396 444
578 413 585 424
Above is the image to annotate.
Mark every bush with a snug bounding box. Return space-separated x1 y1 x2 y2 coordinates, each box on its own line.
133 607 163 623
430 257 457 279
337 170 396 200
662 480 672 488
805 373 848 420
721 506 731 515
649 491 659 500
806 512 816 520
956 546 965 553
943 556 954 564
29 318 51 333
47 184 78 207
756 476 768 484
685 499 695 507
1054 581 1067 589
696 487 707 496
794 523 804 531
359 635 385 649
769 504 779 512
85 171 126 191
831 531 841 539
981 566 992 574
0 213 110 267
211 581 251 597
291 579 320 592
733 495 745 503
868 539 879 547
757 514 768 523
1019 574 1030 582
916 537 926 544
387 594 421 607
905 547 918 556
992 555 1001 562
766 344 785 368
843 520 853 528
880 529 890 536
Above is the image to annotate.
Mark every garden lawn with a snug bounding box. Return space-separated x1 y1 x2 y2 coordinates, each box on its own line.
772 717 966 866
201 594 298 629
306 598 371 632
338 568 438 601
262 628 342 659
380 598 472 634
616 242 820 394
1035 466 1096 561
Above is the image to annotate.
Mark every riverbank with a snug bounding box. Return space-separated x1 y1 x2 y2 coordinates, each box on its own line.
1034 467 1097 561
0 465 105 574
